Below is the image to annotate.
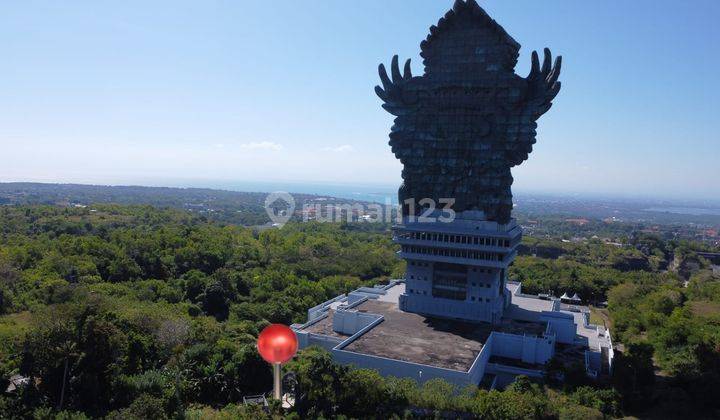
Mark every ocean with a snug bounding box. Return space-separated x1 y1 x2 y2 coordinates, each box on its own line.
203 180 399 204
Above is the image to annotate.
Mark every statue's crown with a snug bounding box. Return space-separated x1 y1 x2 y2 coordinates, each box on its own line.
420 0 520 78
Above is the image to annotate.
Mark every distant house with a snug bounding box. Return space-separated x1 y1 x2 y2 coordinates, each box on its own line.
242 394 268 407
560 293 581 304
5 374 30 393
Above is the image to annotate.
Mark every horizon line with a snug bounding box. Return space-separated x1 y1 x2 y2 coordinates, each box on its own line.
1 179 719 207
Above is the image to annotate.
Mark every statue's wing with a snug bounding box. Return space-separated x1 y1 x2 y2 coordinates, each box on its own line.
524 48 561 118
375 55 414 116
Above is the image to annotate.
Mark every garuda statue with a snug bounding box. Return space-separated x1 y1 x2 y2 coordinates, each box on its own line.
376 0 561 224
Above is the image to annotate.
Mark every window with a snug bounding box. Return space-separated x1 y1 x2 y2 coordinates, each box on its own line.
432 262 468 300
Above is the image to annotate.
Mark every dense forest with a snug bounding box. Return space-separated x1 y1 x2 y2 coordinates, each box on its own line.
0 183 372 226
0 204 718 418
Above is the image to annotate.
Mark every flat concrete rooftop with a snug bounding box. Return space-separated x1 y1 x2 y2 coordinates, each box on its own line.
301 282 550 372
505 281 556 322
343 299 492 371
305 310 350 339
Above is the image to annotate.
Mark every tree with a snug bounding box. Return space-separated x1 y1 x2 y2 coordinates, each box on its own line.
286 347 346 418
201 282 229 321
56 340 78 410
21 310 80 410
558 405 604 420
0 258 20 314
181 270 210 303
107 395 168 420
338 369 406 417
611 342 655 406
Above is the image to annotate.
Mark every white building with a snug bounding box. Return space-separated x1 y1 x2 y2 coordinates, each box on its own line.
292 212 613 388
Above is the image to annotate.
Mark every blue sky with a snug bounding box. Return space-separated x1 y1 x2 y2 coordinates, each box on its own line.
0 0 718 200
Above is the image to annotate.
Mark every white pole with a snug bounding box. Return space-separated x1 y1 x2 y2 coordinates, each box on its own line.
273 363 282 400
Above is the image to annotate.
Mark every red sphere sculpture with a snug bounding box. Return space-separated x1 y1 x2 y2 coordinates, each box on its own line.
257 324 298 364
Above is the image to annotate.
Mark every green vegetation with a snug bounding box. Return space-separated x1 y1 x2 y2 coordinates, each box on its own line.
606 268 720 414
0 204 718 418
190 347 620 420
0 205 400 418
511 234 720 417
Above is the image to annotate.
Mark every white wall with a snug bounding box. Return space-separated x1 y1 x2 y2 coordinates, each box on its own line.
400 293 494 322
491 332 554 364
295 330 342 352
541 312 576 344
332 310 382 335
492 332 524 359
333 349 471 386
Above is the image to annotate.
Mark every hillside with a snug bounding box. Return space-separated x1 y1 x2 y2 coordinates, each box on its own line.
0 204 718 418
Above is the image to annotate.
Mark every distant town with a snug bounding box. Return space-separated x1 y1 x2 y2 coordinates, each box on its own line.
1 182 718 248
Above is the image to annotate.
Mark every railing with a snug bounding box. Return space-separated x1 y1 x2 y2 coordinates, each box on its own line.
486 363 543 378
307 294 347 320
393 236 514 253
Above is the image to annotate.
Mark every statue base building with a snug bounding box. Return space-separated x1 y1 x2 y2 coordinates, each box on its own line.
396 211 520 324
291 272 613 389
292 215 613 388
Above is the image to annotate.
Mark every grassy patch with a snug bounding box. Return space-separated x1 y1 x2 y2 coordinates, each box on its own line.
0 311 32 330
689 300 720 319
0 311 32 351
589 306 610 328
